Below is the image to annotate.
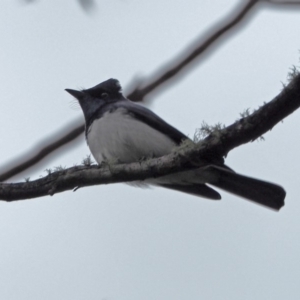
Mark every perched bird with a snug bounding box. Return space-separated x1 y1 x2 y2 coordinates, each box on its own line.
66 78 285 210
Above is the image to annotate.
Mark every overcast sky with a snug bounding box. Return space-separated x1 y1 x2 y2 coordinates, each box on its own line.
1 1 300 299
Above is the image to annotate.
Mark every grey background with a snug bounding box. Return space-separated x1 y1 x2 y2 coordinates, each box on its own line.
0 0 300 299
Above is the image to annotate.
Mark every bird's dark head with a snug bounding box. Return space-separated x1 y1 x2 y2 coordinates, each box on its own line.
65 78 124 122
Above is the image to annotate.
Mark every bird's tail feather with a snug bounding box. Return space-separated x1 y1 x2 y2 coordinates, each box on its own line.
207 166 285 210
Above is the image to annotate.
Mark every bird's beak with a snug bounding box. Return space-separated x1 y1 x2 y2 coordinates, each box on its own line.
65 89 84 100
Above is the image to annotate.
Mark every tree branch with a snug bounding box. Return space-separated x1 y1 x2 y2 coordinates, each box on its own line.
266 0 300 4
126 0 260 102
1 70 299 201
0 121 84 182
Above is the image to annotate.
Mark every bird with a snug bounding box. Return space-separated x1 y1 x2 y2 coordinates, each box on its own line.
66 78 286 210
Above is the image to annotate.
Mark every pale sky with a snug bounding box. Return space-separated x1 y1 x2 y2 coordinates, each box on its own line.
0 1 300 299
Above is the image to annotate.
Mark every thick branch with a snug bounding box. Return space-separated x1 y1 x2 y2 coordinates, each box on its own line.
204 72 300 156
1 71 299 201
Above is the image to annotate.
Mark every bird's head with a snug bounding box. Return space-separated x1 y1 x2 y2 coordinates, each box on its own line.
65 78 124 122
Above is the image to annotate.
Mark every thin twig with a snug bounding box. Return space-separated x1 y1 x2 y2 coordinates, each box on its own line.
126 0 261 101
266 0 300 4
0 121 84 182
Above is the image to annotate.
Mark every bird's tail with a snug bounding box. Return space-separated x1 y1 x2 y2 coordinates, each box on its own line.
206 166 285 210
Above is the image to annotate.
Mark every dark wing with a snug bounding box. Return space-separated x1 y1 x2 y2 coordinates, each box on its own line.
99 100 225 201
117 100 189 145
123 102 225 200
121 101 231 167
206 166 285 210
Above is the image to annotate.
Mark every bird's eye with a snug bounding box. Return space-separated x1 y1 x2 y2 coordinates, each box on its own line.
101 93 108 99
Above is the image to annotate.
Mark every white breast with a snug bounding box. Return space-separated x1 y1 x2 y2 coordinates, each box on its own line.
87 108 176 164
